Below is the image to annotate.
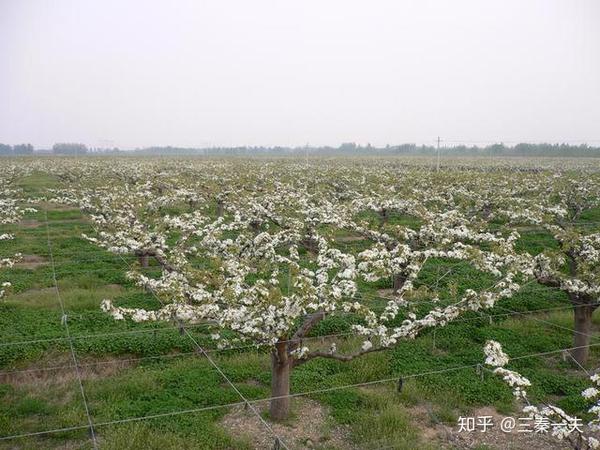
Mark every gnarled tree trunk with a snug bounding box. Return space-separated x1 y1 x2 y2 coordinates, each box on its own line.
270 342 291 421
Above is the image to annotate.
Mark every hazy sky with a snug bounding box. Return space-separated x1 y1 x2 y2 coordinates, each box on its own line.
1 0 599 149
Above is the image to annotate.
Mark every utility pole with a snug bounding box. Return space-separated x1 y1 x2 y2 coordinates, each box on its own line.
305 143 308 167
436 136 441 172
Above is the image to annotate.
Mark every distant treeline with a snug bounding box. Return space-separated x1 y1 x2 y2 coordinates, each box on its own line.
51 143 89 155
121 142 600 157
2 142 600 157
0 143 34 155
0 143 88 155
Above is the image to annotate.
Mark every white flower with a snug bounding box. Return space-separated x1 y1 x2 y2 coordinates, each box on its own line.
582 387 599 400
483 340 509 367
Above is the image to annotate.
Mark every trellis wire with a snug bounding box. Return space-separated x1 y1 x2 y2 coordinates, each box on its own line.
495 304 600 348
0 267 593 355
0 288 591 361
96 223 291 450
567 351 591 376
0 260 596 375
44 210 98 449
1 208 597 447
2 300 598 379
2 339 600 443
0 283 570 347
1 222 599 261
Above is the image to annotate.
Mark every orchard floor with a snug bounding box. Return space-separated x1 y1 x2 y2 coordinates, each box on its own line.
1 173 600 449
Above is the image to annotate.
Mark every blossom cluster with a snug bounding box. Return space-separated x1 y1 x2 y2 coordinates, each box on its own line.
484 340 600 449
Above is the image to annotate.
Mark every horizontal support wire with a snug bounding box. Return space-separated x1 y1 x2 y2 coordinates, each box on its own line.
2 339 599 442
495 304 600 345
0 287 584 353
2 206 598 446
0 323 207 348
0 266 584 349
0 291 573 349
2 222 600 260
2 293 598 386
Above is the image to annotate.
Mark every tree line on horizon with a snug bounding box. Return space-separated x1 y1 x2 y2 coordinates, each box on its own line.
0 143 34 155
1 141 600 157
0 143 88 155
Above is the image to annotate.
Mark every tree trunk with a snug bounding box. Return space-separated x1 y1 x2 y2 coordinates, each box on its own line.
301 236 318 254
481 203 492 219
270 342 291 421
571 303 594 365
379 208 388 227
392 273 406 294
216 200 224 217
138 254 149 268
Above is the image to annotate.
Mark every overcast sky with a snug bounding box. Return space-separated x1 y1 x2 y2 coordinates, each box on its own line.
1 0 599 149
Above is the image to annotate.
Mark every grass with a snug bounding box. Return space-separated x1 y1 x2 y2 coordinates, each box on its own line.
0 172 598 449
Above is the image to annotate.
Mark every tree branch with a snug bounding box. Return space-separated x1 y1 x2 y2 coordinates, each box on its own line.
287 312 326 356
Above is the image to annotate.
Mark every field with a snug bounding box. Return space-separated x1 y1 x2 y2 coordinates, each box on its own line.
1 157 600 449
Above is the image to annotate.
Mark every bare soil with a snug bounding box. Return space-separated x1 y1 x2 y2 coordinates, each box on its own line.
39 202 78 211
409 405 574 450
14 254 48 269
19 219 41 228
0 352 140 387
377 288 396 299
335 235 364 243
221 398 356 450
